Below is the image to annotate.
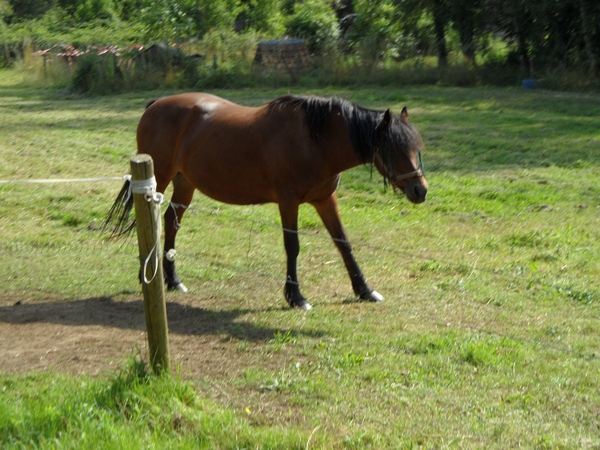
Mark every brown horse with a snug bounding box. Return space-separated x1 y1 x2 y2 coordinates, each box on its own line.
105 93 428 310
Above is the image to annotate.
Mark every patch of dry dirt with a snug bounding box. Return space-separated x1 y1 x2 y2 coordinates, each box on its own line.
0 294 295 379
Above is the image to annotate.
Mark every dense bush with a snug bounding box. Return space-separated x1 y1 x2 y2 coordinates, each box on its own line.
71 52 122 93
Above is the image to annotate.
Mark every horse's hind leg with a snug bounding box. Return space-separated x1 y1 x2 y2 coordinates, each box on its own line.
164 173 195 292
312 194 384 303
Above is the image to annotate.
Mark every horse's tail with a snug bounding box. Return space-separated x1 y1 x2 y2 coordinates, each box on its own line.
102 177 136 236
104 100 157 236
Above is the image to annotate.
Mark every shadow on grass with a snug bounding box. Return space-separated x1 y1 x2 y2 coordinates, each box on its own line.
0 295 326 342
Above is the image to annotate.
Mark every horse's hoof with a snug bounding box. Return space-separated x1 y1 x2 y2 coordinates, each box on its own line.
168 282 188 293
175 283 188 293
286 294 312 311
288 297 312 311
361 290 384 303
297 301 312 311
285 286 311 310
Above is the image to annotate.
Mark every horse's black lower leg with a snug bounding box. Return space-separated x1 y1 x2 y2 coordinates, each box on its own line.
163 254 186 291
280 203 311 310
335 238 383 302
312 195 383 303
282 229 311 310
163 173 195 293
163 201 189 292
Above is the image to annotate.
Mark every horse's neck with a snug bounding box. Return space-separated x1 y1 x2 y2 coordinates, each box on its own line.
322 113 370 174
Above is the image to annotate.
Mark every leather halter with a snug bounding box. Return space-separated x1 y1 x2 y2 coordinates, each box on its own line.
376 149 425 184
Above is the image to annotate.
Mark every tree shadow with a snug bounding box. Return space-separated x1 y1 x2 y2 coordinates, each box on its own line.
0 296 326 342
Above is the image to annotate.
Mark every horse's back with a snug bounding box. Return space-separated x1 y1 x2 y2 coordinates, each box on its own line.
135 92 337 205
145 92 237 110
137 93 284 203
137 93 257 173
138 92 242 140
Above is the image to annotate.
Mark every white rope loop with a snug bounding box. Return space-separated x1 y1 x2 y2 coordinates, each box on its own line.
125 174 164 205
125 174 164 284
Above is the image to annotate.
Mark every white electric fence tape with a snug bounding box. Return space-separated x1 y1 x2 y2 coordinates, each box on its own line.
0 174 166 285
0 177 123 184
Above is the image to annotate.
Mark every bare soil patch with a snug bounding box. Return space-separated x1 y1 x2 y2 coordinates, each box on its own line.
0 293 292 379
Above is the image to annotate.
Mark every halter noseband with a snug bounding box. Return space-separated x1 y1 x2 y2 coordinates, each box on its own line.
392 166 424 182
376 148 425 184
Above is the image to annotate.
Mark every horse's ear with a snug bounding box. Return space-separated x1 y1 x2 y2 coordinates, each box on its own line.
401 106 408 120
377 109 392 132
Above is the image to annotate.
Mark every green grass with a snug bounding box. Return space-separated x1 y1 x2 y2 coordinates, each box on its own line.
0 355 309 449
1 68 600 448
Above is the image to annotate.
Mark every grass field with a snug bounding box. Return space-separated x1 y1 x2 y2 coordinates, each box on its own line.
1 68 599 448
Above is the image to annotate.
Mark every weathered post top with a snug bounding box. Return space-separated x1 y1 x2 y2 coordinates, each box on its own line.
130 153 154 179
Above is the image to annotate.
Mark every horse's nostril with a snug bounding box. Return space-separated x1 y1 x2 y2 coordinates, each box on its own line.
414 185 426 198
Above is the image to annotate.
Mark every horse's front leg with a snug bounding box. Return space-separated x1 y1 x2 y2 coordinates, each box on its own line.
312 194 384 303
279 202 312 310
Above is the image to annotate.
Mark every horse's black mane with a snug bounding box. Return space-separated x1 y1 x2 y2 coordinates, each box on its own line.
268 95 380 163
268 95 420 166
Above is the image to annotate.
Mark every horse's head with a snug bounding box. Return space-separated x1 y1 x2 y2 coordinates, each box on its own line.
373 107 428 204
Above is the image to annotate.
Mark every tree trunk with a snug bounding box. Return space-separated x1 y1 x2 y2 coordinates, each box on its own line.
461 36 476 66
432 0 448 68
579 0 597 76
512 15 530 74
450 0 478 66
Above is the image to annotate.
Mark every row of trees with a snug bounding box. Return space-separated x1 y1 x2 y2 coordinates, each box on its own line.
1 0 599 76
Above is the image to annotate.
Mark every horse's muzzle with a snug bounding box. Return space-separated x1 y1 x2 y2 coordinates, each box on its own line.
402 178 428 204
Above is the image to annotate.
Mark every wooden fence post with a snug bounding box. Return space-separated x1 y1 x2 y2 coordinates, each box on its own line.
130 154 170 374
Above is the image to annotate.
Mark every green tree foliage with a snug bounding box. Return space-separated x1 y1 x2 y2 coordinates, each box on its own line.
116 0 143 22
0 0 12 20
6 0 54 21
243 0 285 36
136 0 244 42
138 0 196 42
62 0 117 22
482 0 599 75
0 0 598 81
391 0 440 62
347 0 402 65
284 0 339 54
